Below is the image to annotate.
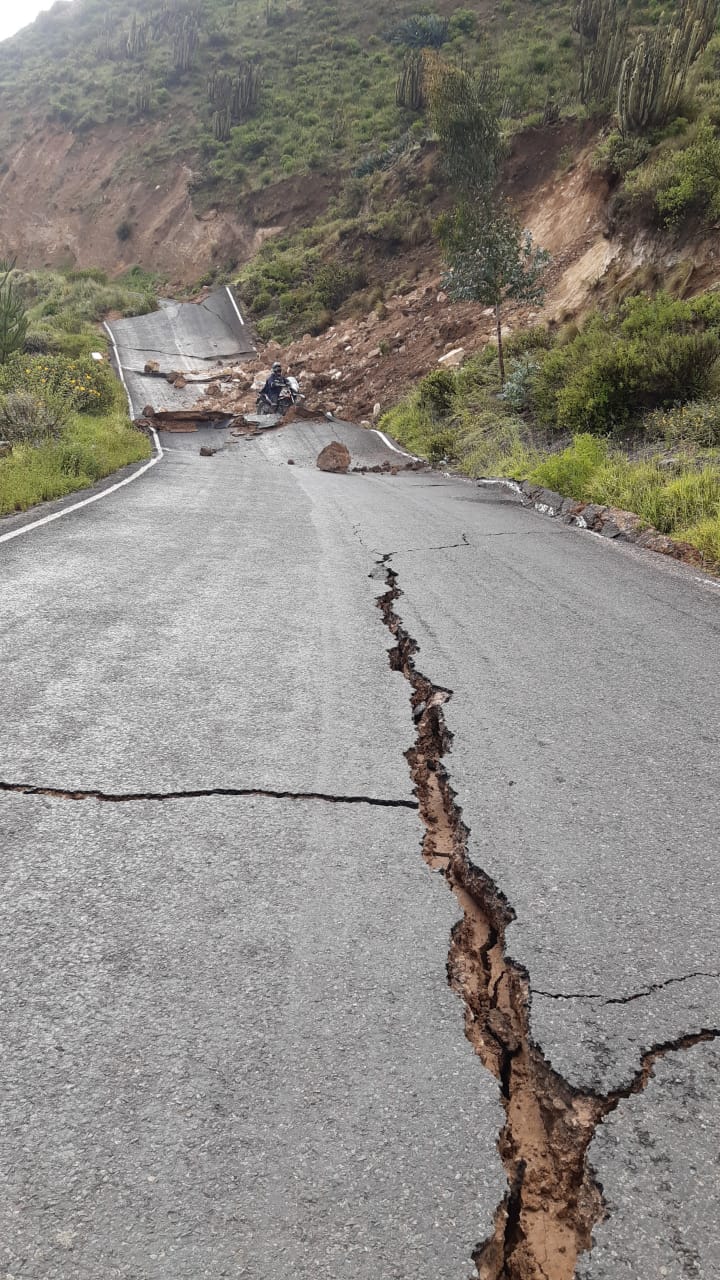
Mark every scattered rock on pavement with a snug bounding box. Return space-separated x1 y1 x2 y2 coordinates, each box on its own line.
199 446 217 457
316 441 351 474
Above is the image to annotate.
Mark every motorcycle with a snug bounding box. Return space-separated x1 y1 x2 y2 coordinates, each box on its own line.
256 376 302 417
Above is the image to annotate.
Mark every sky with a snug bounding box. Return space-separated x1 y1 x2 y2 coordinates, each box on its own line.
0 0 71 43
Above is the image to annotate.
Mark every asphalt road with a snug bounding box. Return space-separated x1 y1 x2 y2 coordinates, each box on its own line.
107 287 255 414
1 366 719 1274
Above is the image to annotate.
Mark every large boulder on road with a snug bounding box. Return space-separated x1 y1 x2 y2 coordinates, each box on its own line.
316 441 351 474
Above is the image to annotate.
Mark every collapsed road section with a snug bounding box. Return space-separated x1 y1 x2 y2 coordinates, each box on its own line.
106 286 255 417
375 554 719 1280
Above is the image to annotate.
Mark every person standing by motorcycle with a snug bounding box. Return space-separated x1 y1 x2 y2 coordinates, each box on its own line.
261 361 290 409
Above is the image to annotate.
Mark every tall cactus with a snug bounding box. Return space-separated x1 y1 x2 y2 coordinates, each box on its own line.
233 61 261 116
581 0 629 104
208 61 261 136
213 108 232 141
126 12 148 58
618 0 719 134
173 12 200 72
208 68 234 110
572 0 604 41
679 0 720 60
396 50 426 110
98 12 117 59
130 80 152 114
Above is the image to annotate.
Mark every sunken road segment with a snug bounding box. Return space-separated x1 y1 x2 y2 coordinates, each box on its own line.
375 554 719 1280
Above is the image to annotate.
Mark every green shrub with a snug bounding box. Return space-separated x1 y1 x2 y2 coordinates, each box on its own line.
0 353 116 413
313 262 367 309
426 429 457 462
23 327 60 355
593 130 651 180
503 326 553 358
388 14 449 49
644 399 720 446
625 119 720 227
0 390 67 444
449 9 478 37
500 357 539 412
417 368 456 418
555 331 719 430
116 219 134 242
528 434 608 498
533 296 720 432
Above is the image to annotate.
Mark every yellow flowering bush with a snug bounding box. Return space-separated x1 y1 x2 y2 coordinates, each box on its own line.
0 353 115 413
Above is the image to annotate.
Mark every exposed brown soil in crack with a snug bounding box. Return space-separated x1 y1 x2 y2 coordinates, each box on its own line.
376 556 719 1280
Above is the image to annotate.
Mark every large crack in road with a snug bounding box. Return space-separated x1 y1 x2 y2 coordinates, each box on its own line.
375 554 719 1280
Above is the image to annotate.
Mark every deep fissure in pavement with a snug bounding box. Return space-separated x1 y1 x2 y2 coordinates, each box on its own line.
375 556 719 1280
0 781 417 809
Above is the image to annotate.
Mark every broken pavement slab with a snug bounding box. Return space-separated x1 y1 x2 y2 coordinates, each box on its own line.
106 286 255 417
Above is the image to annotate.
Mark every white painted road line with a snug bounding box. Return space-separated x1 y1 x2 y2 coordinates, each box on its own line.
0 427 164 546
103 320 135 418
225 284 245 327
372 429 419 460
0 326 164 546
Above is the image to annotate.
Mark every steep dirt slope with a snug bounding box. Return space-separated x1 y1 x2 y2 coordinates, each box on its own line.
170 123 720 421
0 122 258 281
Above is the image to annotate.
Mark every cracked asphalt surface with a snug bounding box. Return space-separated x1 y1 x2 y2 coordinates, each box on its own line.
1 328 719 1276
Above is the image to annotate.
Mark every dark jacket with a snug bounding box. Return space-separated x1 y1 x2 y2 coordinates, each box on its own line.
261 372 288 404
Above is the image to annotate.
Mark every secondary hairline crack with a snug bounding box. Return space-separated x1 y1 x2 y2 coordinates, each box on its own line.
0 781 417 809
534 970 720 1004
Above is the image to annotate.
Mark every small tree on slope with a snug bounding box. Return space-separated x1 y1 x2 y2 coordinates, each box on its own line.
439 203 550 386
0 261 28 366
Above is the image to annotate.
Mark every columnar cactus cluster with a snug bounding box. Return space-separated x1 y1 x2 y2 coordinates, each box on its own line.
173 12 200 72
617 0 719 134
396 50 426 110
207 61 262 138
581 0 629 104
126 12 148 58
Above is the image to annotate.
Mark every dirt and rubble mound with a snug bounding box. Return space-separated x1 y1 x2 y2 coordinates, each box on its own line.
170 271 539 424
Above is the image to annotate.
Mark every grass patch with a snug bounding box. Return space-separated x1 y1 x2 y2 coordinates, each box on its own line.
0 265 156 516
527 435 720 559
0 408 150 516
383 291 720 566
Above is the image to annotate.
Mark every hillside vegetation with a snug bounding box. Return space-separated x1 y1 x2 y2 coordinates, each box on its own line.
0 0 576 190
0 268 154 514
2 0 720 308
4 0 720 558
383 290 720 563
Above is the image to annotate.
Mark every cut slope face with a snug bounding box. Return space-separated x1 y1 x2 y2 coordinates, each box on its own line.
0 123 263 281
